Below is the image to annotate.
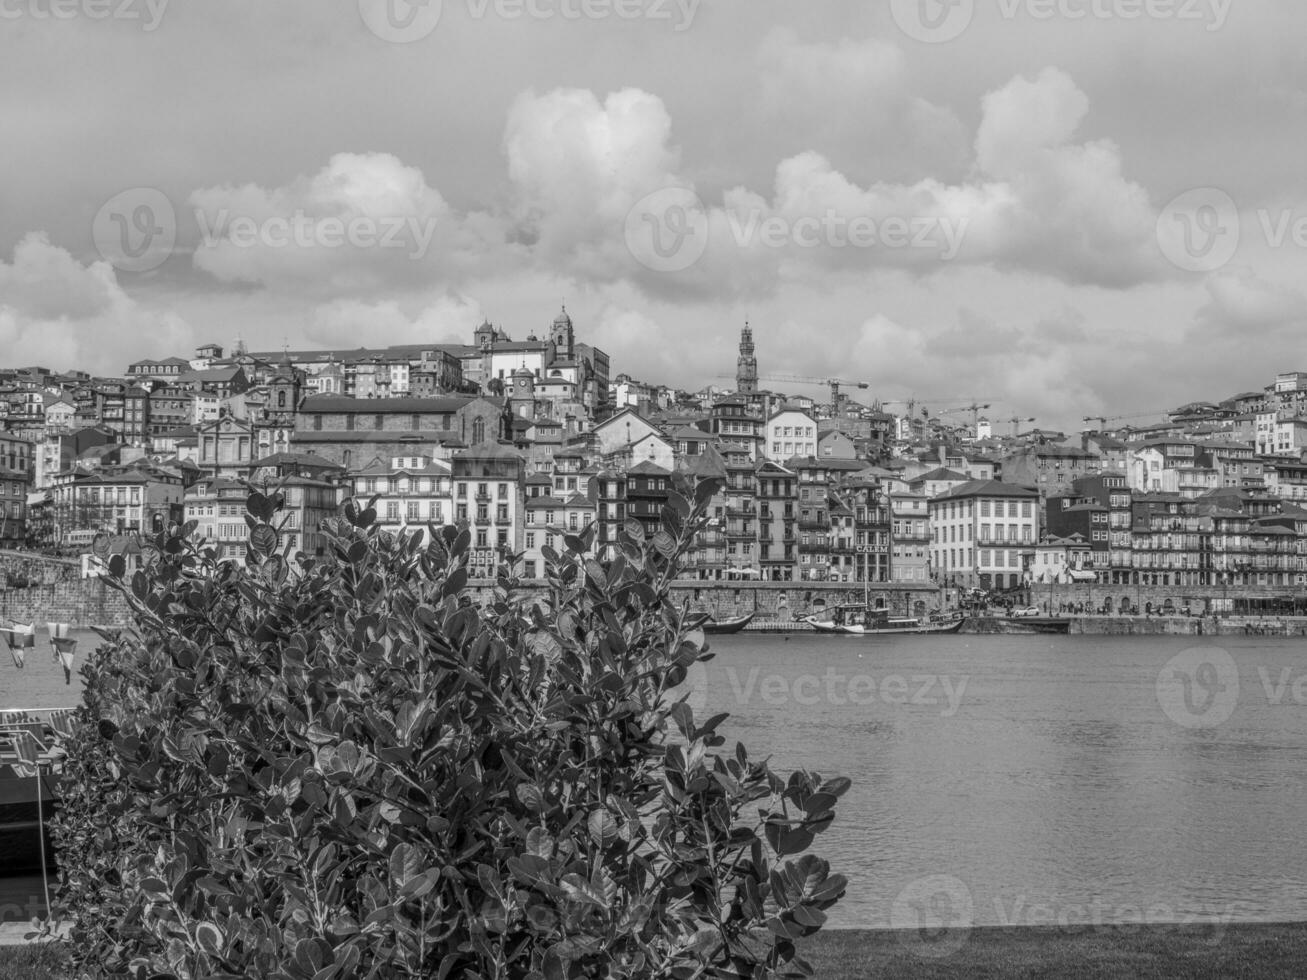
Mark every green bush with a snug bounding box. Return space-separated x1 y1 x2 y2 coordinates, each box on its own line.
48 480 847 978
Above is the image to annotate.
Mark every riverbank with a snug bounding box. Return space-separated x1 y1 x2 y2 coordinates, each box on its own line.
733 614 1307 636
4 923 1306 977
806 922 1307 978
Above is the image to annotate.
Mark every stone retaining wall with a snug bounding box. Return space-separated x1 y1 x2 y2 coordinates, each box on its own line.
468 580 943 620
0 579 131 628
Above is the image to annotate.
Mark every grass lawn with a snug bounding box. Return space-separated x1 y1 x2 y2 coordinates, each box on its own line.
3 923 1305 978
0 942 68 980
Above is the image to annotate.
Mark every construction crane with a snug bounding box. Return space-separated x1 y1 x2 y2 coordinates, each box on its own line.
717 373 871 408
935 400 995 431
1082 411 1165 430
1002 416 1036 437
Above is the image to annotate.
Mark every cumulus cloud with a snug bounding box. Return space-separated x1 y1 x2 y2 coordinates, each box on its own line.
504 88 683 274
1191 266 1307 337
697 68 1160 288
499 68 1167 301
189 153 499 294
0 233 192 375
0 233 123 321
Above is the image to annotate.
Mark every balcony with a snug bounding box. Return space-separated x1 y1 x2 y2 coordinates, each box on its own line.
726 528 756 540
725 505 756 518
474 514 492 526
798 520 829 531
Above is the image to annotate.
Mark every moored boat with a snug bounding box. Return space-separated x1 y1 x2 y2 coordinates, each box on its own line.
0 709 71 876
803 605 965 636
0 768 57 875
699 613 755 634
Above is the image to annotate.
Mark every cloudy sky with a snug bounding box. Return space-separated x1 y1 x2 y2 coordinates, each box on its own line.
2 0 1305 431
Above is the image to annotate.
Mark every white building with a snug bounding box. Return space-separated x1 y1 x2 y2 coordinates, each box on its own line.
765 409 818 461
1026 535 1096 585
928 480 1040 591
349 455 453 541
521 493 596 579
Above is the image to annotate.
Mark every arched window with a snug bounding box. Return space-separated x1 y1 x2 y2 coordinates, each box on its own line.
472 418 486 444
278 391 287 408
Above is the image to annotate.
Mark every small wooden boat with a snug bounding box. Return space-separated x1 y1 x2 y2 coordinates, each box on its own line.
701 613 754 634
803 605 965 636
0 709 67 876
687 612 755 635
0 767 57 874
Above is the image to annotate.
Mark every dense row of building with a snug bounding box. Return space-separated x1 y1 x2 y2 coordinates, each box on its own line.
7 319 1307 595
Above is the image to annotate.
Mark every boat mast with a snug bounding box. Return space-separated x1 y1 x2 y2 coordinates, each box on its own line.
863 549 868 607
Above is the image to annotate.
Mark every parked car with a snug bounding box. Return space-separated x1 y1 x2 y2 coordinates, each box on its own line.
1011 606 1042 618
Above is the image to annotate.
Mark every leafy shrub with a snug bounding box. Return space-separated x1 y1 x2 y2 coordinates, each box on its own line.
48 481 847 978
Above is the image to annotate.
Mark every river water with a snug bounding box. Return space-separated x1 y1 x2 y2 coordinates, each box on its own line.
4 631 1307 932
701 632 1307 930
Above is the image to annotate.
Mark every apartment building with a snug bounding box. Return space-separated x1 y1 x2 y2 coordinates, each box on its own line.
928 480 1040 590
451 443 526 578
348 454 452 542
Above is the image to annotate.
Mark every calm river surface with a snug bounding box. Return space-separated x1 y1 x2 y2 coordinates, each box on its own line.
702 632 1307 929
4 632 1307 931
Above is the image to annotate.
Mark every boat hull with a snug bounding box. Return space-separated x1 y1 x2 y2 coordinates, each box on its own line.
0 773 58 875
803 616 965 636
701 614 755 635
